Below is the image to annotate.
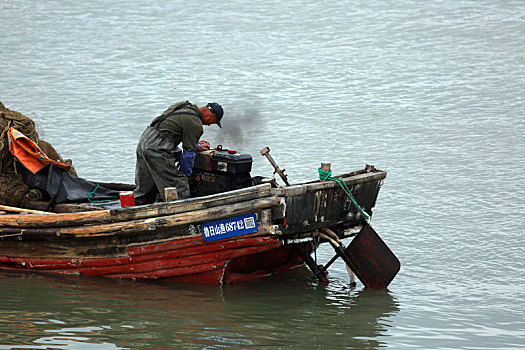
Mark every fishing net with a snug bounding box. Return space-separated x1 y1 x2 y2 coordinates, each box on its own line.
0 101 77 207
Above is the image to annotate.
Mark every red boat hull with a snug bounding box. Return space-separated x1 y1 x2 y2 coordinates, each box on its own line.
0 234 308 283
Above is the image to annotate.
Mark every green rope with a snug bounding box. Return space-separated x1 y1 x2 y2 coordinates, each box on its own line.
318 168 371 223
87 184 109 203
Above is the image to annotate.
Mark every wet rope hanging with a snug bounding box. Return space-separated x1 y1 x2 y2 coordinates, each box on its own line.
318 168 371 223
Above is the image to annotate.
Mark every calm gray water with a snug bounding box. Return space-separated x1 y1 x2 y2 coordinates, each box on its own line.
1 0 524 349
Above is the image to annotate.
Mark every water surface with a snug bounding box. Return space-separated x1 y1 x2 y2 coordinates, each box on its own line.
1 0 524 348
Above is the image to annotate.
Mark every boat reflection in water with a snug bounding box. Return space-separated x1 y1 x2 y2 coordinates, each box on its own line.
0 270 399 349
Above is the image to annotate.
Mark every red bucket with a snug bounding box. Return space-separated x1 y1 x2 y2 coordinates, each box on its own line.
120 191 135 207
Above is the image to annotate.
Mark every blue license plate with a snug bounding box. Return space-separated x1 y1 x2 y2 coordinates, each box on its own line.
201 213 258 242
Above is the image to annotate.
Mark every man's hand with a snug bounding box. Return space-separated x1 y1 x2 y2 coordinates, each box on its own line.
197 140 210 152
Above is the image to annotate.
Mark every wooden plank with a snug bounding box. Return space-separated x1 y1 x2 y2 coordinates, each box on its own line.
285 196 293 228
0 196 281 238
332 187 346 221
0 184 272 228
315 189 328 223
359 181 382 214
284 191 317 230
0 233 277 265
344 224 400 288
52 203 106 213
270 197 285 221
0 241 283 278
0 224 200 258
325 187 335 222
271 171 386 197
0 205 53 215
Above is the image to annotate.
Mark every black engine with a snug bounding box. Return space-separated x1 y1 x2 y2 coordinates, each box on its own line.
189 146 254 197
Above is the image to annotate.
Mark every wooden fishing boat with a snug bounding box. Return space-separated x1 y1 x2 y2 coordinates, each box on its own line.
0 147 399 287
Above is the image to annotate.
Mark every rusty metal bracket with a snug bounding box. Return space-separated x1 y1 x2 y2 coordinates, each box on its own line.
260 147 290 186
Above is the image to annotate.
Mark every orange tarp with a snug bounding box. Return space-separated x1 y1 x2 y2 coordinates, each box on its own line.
7 127 71 174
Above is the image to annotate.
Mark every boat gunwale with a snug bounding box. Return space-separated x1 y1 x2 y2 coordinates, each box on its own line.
272 169 386 197
0 196 282 239
0 168 386 230
0 183 273 228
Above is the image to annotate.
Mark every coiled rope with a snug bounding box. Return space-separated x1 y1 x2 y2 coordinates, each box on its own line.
318 168 370 223
87 184 109 203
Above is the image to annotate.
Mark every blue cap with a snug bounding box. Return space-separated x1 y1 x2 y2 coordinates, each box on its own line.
207 102 223 128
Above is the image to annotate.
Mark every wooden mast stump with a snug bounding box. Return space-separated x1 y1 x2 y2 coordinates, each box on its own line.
164 187 178 202
321 162 331 173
